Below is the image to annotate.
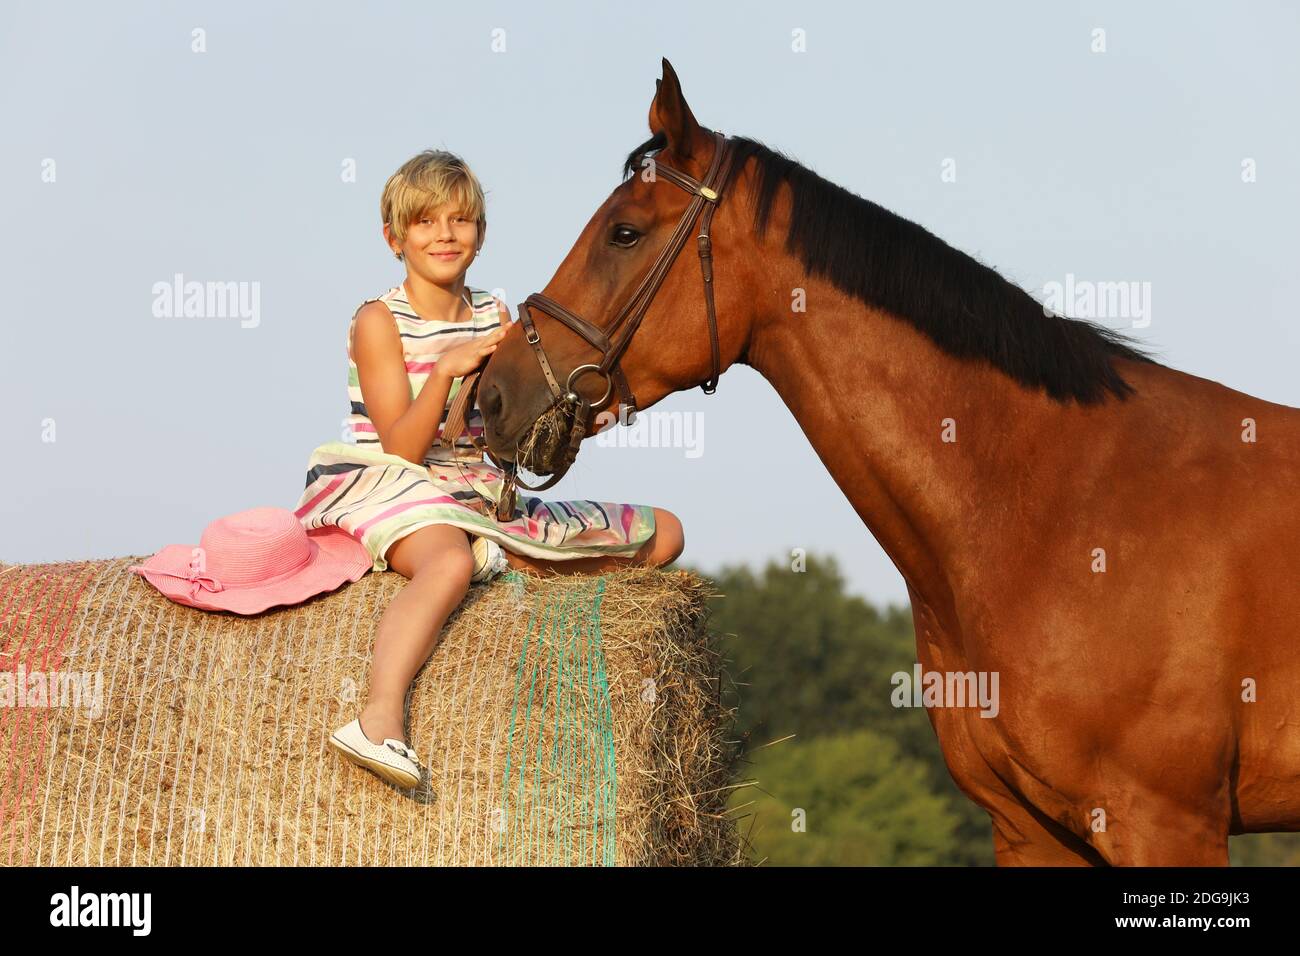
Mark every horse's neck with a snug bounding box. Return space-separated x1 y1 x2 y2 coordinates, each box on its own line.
743 275 1076 617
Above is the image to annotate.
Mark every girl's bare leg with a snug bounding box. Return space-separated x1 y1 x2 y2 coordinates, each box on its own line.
502 507 684 577
357 507 683 744
358 524 473 747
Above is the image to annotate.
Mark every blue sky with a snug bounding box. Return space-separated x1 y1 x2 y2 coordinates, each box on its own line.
2 0 1296 606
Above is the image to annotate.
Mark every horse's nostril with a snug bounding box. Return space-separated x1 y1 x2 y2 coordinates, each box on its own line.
479 381 502 421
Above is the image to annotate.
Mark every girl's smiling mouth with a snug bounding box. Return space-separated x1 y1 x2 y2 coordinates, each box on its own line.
431 252 461 259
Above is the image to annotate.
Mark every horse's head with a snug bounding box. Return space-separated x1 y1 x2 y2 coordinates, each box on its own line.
478 58 754 479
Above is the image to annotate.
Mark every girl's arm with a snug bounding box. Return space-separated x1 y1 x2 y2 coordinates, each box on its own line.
351 302 454 465
494 297 512 328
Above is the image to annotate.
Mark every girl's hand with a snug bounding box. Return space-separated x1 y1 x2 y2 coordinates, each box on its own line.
436 327 508 380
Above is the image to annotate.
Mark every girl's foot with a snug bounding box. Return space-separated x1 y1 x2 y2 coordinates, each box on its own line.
358 707 407 748
328 718 422 789
470 535 509 582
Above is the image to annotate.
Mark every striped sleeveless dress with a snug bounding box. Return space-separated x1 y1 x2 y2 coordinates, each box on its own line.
293 283 656 573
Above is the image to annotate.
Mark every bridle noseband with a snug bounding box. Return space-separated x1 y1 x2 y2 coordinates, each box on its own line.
443 129 738 520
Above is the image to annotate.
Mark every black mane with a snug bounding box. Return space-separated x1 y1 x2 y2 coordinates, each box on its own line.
623 132 1156 403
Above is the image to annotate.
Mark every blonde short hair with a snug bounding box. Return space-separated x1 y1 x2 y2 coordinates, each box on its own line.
381 149 486 247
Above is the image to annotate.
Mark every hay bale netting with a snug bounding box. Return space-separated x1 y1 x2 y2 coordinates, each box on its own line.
0 557 745 866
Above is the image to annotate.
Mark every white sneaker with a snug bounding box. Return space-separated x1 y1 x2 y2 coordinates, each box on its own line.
470 535 509 583
328 718 421 789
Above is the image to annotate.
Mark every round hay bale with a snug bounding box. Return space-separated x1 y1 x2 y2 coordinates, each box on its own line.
0 557 745 866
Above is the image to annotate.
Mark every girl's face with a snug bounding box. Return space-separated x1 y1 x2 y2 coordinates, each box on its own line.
396 201 482 282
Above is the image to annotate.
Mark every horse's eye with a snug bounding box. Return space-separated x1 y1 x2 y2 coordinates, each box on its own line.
610 224 641 248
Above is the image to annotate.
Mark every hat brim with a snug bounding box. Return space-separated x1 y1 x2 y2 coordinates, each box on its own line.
131 527 372 615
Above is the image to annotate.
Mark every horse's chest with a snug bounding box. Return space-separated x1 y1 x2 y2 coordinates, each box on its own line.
909 598 1017 792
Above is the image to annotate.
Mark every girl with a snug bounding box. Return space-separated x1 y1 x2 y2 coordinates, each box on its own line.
297 149 684 790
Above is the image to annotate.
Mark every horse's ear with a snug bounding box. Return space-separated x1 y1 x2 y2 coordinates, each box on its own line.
648 57 708 161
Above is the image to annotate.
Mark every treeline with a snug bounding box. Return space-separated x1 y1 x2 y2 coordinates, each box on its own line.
684 553 1300 866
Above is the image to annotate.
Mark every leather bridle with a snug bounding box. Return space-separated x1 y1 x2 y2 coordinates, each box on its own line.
442 129 738 521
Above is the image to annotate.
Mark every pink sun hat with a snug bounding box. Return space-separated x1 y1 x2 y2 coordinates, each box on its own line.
129 506 372 615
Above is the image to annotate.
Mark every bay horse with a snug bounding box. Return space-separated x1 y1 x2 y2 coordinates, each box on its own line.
476 58 1300 865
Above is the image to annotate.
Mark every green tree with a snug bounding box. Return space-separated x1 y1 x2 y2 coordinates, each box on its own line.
1229 833 1300 866
732 728 966 866
684 552 993 865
